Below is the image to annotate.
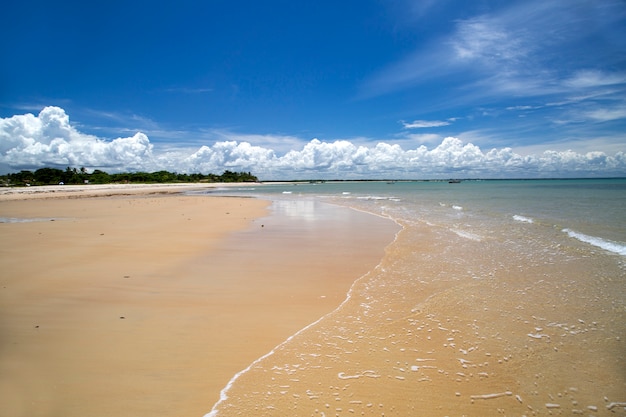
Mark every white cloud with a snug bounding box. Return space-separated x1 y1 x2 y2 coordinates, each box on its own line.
363 0 626 101
506 105 541 111
179 141 277 173
563 70 626 89
1 107 625 179
360 2 538 97
402 120 450 129
0 107 155 171
583 106 626 123
451 19 527 66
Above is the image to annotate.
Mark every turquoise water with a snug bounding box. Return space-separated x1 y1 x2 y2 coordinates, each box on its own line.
209 179 626 257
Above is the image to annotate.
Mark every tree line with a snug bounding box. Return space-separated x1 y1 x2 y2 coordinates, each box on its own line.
1 167 258 186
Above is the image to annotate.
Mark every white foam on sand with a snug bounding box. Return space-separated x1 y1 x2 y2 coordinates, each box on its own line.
513 215 534 223
452 229 482 242
562 228 626 256
356 195 397 201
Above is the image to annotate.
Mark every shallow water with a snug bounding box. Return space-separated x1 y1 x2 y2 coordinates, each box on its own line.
204 179 626 416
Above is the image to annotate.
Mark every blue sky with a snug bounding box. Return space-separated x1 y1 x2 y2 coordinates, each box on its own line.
1 0 625 178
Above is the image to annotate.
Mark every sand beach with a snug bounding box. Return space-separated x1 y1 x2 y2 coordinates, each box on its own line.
2 181 625 417
0 184 399 416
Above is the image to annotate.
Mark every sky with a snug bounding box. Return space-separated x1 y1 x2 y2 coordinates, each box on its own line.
1 0 625 179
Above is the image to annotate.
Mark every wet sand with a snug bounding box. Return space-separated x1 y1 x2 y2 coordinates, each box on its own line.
208 216 626 416
0 186 399 416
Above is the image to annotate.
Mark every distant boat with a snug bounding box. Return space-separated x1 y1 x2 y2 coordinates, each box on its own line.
448 179 461 184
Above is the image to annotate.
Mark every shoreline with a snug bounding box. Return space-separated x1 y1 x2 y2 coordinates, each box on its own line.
0 185 400 416
203 185 626 416
0 182 261 201
191 198 400 413
206 206 403 417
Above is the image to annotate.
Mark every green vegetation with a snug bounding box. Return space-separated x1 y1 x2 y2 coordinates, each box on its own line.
0 167 258 186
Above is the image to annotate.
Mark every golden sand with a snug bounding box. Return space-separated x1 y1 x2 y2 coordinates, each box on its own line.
4 185 623 417
0 186 399 416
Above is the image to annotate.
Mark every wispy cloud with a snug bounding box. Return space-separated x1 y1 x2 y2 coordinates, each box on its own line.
82 108 165 133
563 70 626 89
360 0 626 154
6 99 73 113
506 105 542 111
361 0 626 101
450 19 528 67
401 119 451 129
582 106 626 123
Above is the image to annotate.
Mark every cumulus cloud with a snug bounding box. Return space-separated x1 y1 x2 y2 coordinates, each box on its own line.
0 107 155 171
180 141 277 173
1 107 625 179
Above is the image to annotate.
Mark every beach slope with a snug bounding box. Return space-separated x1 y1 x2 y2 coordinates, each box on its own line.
0 186 400 416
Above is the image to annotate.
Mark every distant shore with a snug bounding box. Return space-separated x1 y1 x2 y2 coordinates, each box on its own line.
0 182 262 201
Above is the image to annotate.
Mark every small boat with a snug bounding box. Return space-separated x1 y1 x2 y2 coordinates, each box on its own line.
448 179 461 184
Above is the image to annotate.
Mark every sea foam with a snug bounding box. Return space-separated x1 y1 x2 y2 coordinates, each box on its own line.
562 228 626 256
452 229 482 241
513 215 534 224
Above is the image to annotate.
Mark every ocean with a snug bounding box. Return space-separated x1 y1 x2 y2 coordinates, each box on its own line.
203 179 626 416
